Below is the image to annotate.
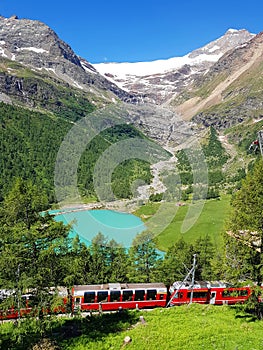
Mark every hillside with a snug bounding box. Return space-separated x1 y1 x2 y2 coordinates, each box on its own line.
170 31 263 129
0 102 158 202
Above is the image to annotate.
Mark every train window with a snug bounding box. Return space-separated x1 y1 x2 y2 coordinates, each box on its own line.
187 291 208 299
110 291 121 302
134 290 145 301
222 289 248 298
27 295 38 307
222 290 231 297
122 290 133 301
97 291 108 303
159 293 166 300
147 289 157 300
84 292 95 303
239 289 248 297
172 292 183 299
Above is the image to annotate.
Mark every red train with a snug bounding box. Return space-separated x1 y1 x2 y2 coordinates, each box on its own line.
1 281 262 319
0 288 68 320
168 281 262 306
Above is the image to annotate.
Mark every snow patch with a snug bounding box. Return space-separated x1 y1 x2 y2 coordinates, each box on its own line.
16 47 49 54
208 45 220 53
80 60 97 74
72 81 83 90
227 28 239 33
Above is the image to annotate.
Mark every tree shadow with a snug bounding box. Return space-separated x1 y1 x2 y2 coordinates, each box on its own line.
0 310 140 350
54 310 139 345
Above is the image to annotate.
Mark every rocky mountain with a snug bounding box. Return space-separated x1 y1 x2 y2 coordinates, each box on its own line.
0 15 261 136
0 15 143 107
94 29 254 104
0 15 261 202
170 30 263 129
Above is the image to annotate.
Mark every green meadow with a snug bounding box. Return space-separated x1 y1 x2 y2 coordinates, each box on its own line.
2 304 261 350
135 195 231 251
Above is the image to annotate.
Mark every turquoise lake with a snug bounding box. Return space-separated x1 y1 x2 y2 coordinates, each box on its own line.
51 209 146 248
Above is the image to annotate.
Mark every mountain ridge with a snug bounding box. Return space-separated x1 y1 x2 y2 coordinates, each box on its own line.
0 15 144 105
171 30 263 128
93 28 255 104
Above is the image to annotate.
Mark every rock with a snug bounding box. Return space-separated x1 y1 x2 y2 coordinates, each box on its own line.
123 336 132 344
32 338 60 350
139 315 146 324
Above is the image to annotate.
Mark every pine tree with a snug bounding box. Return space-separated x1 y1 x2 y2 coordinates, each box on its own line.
0 179 71 321
224 159 263 284
193 235 215 280
127 230 159 283
88 233 109 283
158 238 194 286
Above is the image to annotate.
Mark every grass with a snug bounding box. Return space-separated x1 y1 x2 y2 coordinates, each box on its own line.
51 305 263 349
134 195 231 251
2 303 263 350
112 305 263 350
3 304 261 350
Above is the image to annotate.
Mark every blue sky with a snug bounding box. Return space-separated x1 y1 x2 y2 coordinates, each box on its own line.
1 0 263 63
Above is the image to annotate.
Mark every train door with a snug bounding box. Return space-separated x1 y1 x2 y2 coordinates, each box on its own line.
210 291 216 304
74 297 81 312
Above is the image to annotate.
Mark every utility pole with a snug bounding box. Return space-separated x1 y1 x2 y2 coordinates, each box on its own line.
258 130 263 158
167 254 197 307
189 254 197 304
17 264 21 321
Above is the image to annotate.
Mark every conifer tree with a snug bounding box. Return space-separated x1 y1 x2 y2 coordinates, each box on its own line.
158 238 194 286
127 230 159 283
224 159 263 284
0 179 71 320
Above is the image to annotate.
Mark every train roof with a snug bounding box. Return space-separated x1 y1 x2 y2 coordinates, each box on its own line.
73 283 166 292
171 281 232 290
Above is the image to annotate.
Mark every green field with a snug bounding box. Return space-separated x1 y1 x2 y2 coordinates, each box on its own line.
3 304 261 350
135 195 231 251
84 305 262 350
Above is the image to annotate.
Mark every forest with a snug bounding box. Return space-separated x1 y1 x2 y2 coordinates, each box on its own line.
0 102 153 202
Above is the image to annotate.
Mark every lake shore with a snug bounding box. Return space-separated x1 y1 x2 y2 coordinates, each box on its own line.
58 198 143 214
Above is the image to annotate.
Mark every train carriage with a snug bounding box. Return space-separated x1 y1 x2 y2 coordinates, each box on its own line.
1 281 262 319
212 286 251 305
0 287 68 319
72 282 167 312
169 281 255 306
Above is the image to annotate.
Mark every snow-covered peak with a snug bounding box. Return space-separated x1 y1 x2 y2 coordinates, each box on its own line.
93 52 221 79
226 28 241 33
93 28 255 105
93 29 254 81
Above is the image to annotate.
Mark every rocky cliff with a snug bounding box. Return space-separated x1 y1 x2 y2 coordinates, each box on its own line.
170 31 263 129
0 15 143 105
